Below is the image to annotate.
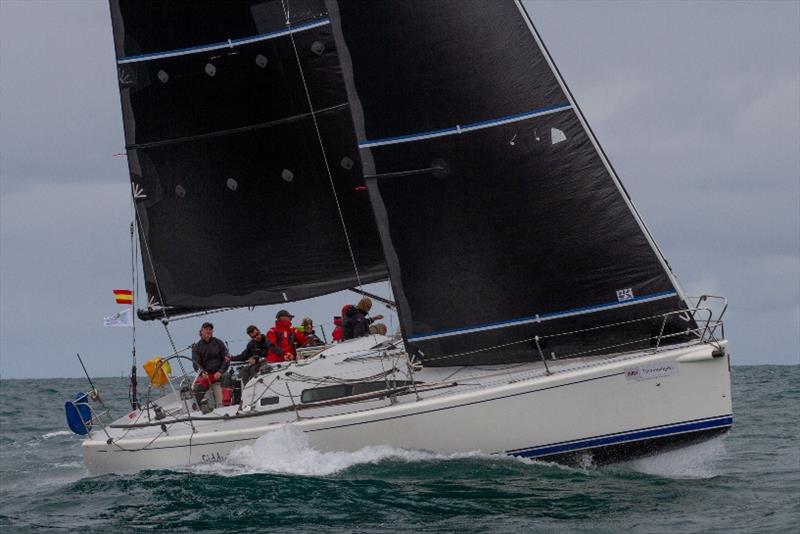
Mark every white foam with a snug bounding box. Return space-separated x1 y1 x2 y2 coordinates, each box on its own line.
620 436 728 479
53 461 83 468
42 430 72 439
514 454 592 473
188 425 486 477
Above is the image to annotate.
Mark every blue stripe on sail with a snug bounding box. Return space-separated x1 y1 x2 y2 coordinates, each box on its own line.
359 125 459 148
358 102 573 148
507 415 733 458
117 18 331 64
406 290 678 341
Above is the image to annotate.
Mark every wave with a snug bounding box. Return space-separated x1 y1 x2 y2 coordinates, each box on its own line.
186 425 488 477
617 435 728 479
53 461 84 469
41 430 72 439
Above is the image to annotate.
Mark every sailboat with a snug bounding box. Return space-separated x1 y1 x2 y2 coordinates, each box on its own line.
78 0 732 475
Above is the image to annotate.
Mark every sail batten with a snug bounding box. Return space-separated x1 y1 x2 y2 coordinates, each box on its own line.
359 103 573 149
117 18 331 64
126 103 349 151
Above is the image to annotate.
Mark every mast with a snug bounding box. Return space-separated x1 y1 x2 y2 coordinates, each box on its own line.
129 220 138 410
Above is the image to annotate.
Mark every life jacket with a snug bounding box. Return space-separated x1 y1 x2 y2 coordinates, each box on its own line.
332 316 343 342
267 321 305 362
273 329 296 348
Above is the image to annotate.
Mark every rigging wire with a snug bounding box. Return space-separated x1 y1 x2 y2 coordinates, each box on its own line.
421 319 707 366
282 0 363 289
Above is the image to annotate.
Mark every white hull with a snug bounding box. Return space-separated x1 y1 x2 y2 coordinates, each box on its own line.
83 337 732 475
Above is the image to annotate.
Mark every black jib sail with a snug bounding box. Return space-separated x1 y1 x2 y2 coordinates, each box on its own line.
109 0 386 316
330 0 696 366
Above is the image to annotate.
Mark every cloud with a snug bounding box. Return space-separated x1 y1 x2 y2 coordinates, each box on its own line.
573 73 650 124
0 0 124 193
1 1 798 375
736 76 800 148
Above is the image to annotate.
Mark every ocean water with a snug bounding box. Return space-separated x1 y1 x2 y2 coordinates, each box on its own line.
0 366 797 533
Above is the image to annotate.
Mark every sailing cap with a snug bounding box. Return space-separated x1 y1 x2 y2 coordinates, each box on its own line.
276 309 294 319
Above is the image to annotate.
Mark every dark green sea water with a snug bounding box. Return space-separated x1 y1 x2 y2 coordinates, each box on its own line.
0 366 798 533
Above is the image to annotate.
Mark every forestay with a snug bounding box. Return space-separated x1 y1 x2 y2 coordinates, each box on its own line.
110 0 386 314
330 0 696 366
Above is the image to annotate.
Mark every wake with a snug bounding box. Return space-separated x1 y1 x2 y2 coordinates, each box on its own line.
184 426 728 479
187 425 487 477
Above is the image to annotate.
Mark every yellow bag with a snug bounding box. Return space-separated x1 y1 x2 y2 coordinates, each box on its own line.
143 356 172 387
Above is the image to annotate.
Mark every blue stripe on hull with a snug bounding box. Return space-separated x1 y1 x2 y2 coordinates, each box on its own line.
509 415 733 458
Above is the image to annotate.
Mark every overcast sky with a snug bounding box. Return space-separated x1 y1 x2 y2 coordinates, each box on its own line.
1 0 798 379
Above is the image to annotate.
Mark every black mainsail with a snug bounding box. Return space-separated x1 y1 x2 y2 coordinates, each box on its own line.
109 0 386 315
330 0 696 366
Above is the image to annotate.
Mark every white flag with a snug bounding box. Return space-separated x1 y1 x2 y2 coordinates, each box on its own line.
104 307 133 328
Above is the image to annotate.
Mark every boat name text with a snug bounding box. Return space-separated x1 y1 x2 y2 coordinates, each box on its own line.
625 363 679 381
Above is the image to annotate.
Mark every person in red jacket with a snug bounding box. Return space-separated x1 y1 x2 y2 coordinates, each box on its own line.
266 310 307 362
332 316 343 342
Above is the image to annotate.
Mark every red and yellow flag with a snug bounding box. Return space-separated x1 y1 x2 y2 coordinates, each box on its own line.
113 289 133 304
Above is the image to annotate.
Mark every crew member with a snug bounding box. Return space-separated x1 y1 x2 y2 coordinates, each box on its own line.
266 310 307 362
341 298 384 340
332 316 343 342
298 317 324 346
191 322 230 409
231 325 269 385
